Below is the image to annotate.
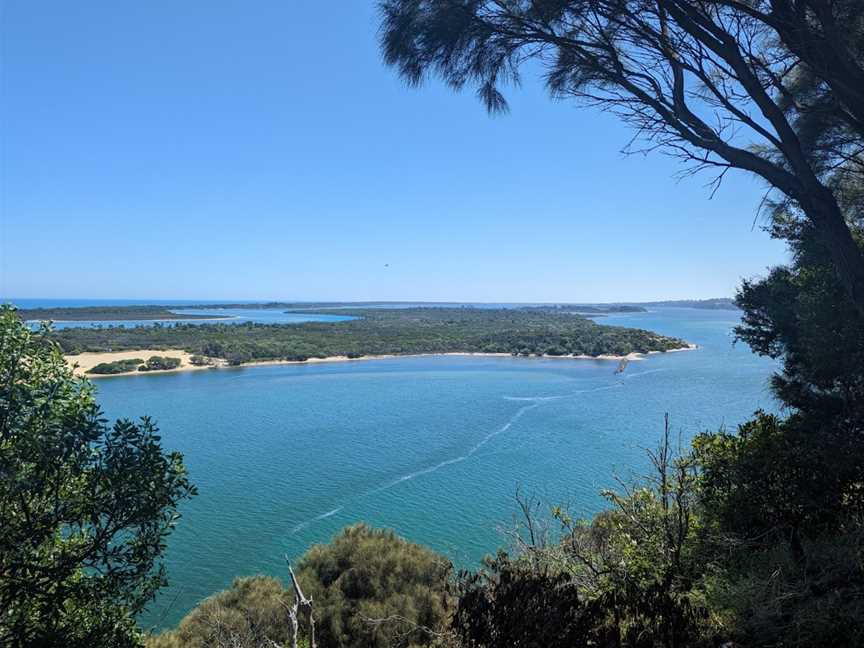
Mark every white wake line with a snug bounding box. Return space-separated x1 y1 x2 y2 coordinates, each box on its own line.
289 375 649 536
623 368 667 379
369 402 541 494
291 506 345 533
289 402 541 535
504 381 624 403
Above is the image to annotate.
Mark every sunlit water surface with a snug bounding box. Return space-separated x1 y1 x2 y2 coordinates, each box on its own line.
87 308 779 630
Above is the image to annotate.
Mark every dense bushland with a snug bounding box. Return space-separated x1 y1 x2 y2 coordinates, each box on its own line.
50 308 689 364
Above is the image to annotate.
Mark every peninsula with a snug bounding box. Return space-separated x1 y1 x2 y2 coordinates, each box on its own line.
42 307 693 375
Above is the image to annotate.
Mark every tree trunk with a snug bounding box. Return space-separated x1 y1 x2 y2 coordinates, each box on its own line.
804 189 864 316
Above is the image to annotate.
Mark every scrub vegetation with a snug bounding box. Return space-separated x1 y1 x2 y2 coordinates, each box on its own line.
49 307 690 365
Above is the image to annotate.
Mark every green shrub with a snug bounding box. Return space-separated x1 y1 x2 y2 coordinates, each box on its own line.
88 358 144 374
146 576 297 648
296 524 452 648
138 356 182 371
152 525 452 648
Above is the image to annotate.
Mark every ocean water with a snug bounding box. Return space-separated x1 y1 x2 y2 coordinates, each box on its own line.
88 307 779 630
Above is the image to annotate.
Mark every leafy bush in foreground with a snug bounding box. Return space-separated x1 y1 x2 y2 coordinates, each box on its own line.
0 307 195 647
150 524 452 648
296 524 452 648
146 576 298 648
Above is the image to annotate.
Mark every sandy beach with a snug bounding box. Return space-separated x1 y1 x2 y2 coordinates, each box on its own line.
66 350 222 378
65 345 697 379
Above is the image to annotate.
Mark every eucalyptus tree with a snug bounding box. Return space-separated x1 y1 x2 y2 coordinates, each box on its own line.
378 0 864 312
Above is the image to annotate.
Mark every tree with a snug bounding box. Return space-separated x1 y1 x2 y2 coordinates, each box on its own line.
0 306 196 647
378 0 864 313
295 524 452 648
689 193 864 646
146 576 299 648
151 525 453 648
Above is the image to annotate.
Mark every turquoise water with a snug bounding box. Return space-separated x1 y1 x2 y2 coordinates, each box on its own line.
89 308 779 630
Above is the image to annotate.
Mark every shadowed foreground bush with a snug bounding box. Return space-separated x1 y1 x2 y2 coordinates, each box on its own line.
149 525 452 648
147 576 295 648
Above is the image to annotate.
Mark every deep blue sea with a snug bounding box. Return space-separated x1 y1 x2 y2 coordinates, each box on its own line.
33 304 779 630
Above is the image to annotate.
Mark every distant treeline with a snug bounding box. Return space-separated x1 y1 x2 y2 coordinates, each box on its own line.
17 306 228 321
633 298 739 310
524 304 647 314
52 307 690 365
16 299 736 322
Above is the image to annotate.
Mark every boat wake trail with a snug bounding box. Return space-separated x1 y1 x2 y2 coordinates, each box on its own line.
290 506 345 534
623 368 667 379
371 402 541 494
290 402 542 535
503 395 563 402
289 377 644 535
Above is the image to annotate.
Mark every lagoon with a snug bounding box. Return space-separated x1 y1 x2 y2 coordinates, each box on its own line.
90 307 779 630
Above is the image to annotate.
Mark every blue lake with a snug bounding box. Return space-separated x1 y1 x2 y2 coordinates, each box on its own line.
88 307 779 630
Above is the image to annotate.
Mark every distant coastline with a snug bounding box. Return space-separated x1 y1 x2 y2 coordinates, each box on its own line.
67 345 698 379
49 306 693 373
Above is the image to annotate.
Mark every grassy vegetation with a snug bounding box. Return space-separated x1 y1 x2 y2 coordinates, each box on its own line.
50 307 690 365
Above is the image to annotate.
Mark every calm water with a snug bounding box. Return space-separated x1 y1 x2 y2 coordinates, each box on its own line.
17 306 355 330
89 307 778 630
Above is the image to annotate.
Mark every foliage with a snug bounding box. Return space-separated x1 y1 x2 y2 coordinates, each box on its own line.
693 413 864 647
0 306 196 647
138 356 182 372
295 524 453 648
152 525 452 648
691 197 864 645
146 576 301 648
452 551 599 647
454 421 712 647
51 308 689 364
188 354 212 366
88 358 145 374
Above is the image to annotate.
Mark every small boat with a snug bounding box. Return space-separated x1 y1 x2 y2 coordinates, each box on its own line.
614 357 629 374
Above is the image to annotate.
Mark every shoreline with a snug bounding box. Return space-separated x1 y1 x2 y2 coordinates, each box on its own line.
66 345 698 379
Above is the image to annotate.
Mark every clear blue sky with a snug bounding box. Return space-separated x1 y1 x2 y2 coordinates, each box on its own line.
1 1 787 303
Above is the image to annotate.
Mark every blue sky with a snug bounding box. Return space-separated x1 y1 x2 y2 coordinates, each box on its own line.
1 1 787 303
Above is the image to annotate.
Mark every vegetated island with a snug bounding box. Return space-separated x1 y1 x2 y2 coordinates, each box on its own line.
635 298 740 310
46 307 693 376
17 305 233 322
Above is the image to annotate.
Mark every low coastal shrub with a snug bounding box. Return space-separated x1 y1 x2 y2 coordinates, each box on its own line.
138 356 182 371
88 358 145 374
146 576 296 648
149 525 452 648
188 354 212 366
